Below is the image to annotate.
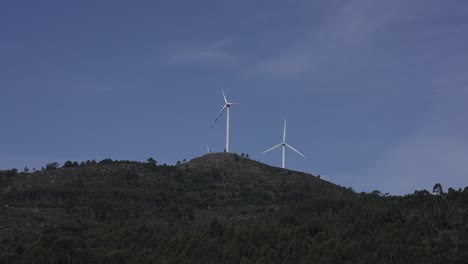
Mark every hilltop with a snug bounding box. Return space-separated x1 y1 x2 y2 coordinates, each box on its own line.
1 154 468 263
182 153 344 193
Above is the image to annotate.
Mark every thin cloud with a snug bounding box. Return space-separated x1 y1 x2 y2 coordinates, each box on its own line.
357 84 468 194
249 0 423 74
360 134 468 195
165 38 234 65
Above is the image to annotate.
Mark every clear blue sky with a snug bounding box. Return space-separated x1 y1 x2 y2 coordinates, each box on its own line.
1 0 468 194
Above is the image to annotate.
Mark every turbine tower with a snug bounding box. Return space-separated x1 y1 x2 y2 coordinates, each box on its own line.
211 89 237 152
262 118 305 168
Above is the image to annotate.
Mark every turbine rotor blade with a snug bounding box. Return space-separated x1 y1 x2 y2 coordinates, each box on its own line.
283 118 287 143
261 143 283 154
211 105 227 128
285 143 306 158
221 89 228 104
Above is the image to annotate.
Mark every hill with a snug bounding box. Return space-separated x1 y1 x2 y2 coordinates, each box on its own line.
1 153 468 263
182 153 345 193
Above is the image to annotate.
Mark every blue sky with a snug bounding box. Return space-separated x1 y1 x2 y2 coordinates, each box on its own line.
1 0 468 194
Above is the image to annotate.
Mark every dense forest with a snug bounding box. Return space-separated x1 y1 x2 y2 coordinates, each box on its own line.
0 153 467 263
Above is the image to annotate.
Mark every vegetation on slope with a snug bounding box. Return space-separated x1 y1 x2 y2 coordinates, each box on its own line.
0 153 467 263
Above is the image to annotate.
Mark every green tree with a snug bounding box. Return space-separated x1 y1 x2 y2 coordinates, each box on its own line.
63 161 73 168
433 183 444 195
46 162 59 170
147 157 157 165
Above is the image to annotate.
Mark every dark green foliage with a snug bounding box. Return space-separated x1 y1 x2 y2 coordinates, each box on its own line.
0 169 17 187
63 161 80 168
0 155 467 263
46 162 60 170
146 157 157 171
433 183 444 195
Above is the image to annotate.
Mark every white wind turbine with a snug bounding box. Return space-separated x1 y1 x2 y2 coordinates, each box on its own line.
262 118 305 168
211 89 238 153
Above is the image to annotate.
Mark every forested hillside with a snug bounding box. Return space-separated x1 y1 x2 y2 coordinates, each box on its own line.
0 153 467 263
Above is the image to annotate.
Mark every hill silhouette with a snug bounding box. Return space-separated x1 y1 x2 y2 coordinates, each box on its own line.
1 154 468 263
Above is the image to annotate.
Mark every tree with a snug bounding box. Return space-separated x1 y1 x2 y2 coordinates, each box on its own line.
147 157 157 165
433 183 444 195
100 158 114 165
46 162 59 170
23 167 29 173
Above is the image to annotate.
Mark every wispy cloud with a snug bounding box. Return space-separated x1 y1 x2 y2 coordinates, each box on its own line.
62 84 119 98
250 0 394 74
355 85 468 194
165 38 234 65
249 0 456 75
360 132 468 195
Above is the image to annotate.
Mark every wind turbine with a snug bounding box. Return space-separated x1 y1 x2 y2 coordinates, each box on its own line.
262 118 305 168
211 89 238 152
